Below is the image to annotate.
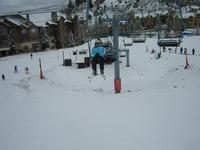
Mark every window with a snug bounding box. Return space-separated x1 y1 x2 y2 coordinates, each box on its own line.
31 27 37 33
21 28 27 34
0 25 8 36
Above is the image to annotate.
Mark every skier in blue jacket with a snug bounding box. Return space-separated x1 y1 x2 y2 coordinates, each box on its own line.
91 39 106 75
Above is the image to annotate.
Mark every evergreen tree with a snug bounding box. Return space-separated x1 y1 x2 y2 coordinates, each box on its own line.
67 0 74 12
89 0 93 9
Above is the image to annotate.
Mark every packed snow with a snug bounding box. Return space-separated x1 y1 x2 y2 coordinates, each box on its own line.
0 36 200 150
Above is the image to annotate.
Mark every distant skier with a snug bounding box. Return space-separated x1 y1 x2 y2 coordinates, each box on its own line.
168 48 172 53
163 47 166 52
30 53 33 59
25 66 29 74
156 51 161 59
192 48 195 55
175 47 177 53
151 49 155 54
180 47 183 54
2 74 5 80
184 48 187 55
14 65 18 73
91 39 106 75
146 46 149 52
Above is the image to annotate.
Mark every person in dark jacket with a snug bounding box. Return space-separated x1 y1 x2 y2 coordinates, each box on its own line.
2 74 5 80
14 65 18 73
184 48 187 55
25 66 29 74
192 48 195 55
91 40 106 75
180 47 183 54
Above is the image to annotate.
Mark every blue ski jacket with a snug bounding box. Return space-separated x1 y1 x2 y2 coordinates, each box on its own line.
91 46 106 57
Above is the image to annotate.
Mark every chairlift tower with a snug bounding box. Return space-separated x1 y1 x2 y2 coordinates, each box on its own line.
87 2 128 93
103 8 126 93
86 0 92 59
112 14 122 93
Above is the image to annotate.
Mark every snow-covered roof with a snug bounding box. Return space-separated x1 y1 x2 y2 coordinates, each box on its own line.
132 8 170 18
64 19 72 23
0 19 11 27
6 17 22 26
24 13 52 27
182 12 194 19
46 20 57 25
5 15 30 28
58 12 66 19
186 5 199 10
24 12 72 27
6 16 26 26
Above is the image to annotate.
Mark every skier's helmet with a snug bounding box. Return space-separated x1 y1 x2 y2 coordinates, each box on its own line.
94 39 101 47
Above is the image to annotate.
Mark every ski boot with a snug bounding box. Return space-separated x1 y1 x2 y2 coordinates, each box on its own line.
93 70 97 76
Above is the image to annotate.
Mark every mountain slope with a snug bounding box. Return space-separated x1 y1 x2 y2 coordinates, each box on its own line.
0 35 200 150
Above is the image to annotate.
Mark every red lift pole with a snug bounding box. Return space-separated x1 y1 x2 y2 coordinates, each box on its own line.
39 58 45 79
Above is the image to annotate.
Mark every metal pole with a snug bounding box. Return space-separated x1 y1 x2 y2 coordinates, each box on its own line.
86 0 89 21
86 0 91 61
62 51 64 65
126 49 130 67
112 17 121 93
157 14 161 43
119 49 130 67
39 58 45 79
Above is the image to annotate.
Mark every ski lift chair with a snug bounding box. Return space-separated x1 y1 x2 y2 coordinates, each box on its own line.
123 38 133 46
124 42 133 46
158 38 181 47
104 46 115 64
133 34 146 43
100 40 112 48
158 32 182 47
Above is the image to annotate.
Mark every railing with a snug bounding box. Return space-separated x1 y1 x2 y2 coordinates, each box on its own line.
0 40 9 48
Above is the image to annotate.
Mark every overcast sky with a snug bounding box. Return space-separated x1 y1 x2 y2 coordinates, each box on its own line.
0 0 70 14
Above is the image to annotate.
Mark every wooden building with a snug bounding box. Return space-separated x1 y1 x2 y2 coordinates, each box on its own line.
46 11 83 49
0 14 41 57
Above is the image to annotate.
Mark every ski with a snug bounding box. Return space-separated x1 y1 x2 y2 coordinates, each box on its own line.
101 74 106 80
88 74 94 82
88 74 106 82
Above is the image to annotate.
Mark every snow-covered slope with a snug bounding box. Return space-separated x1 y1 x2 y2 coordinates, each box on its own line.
0 36 200 150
